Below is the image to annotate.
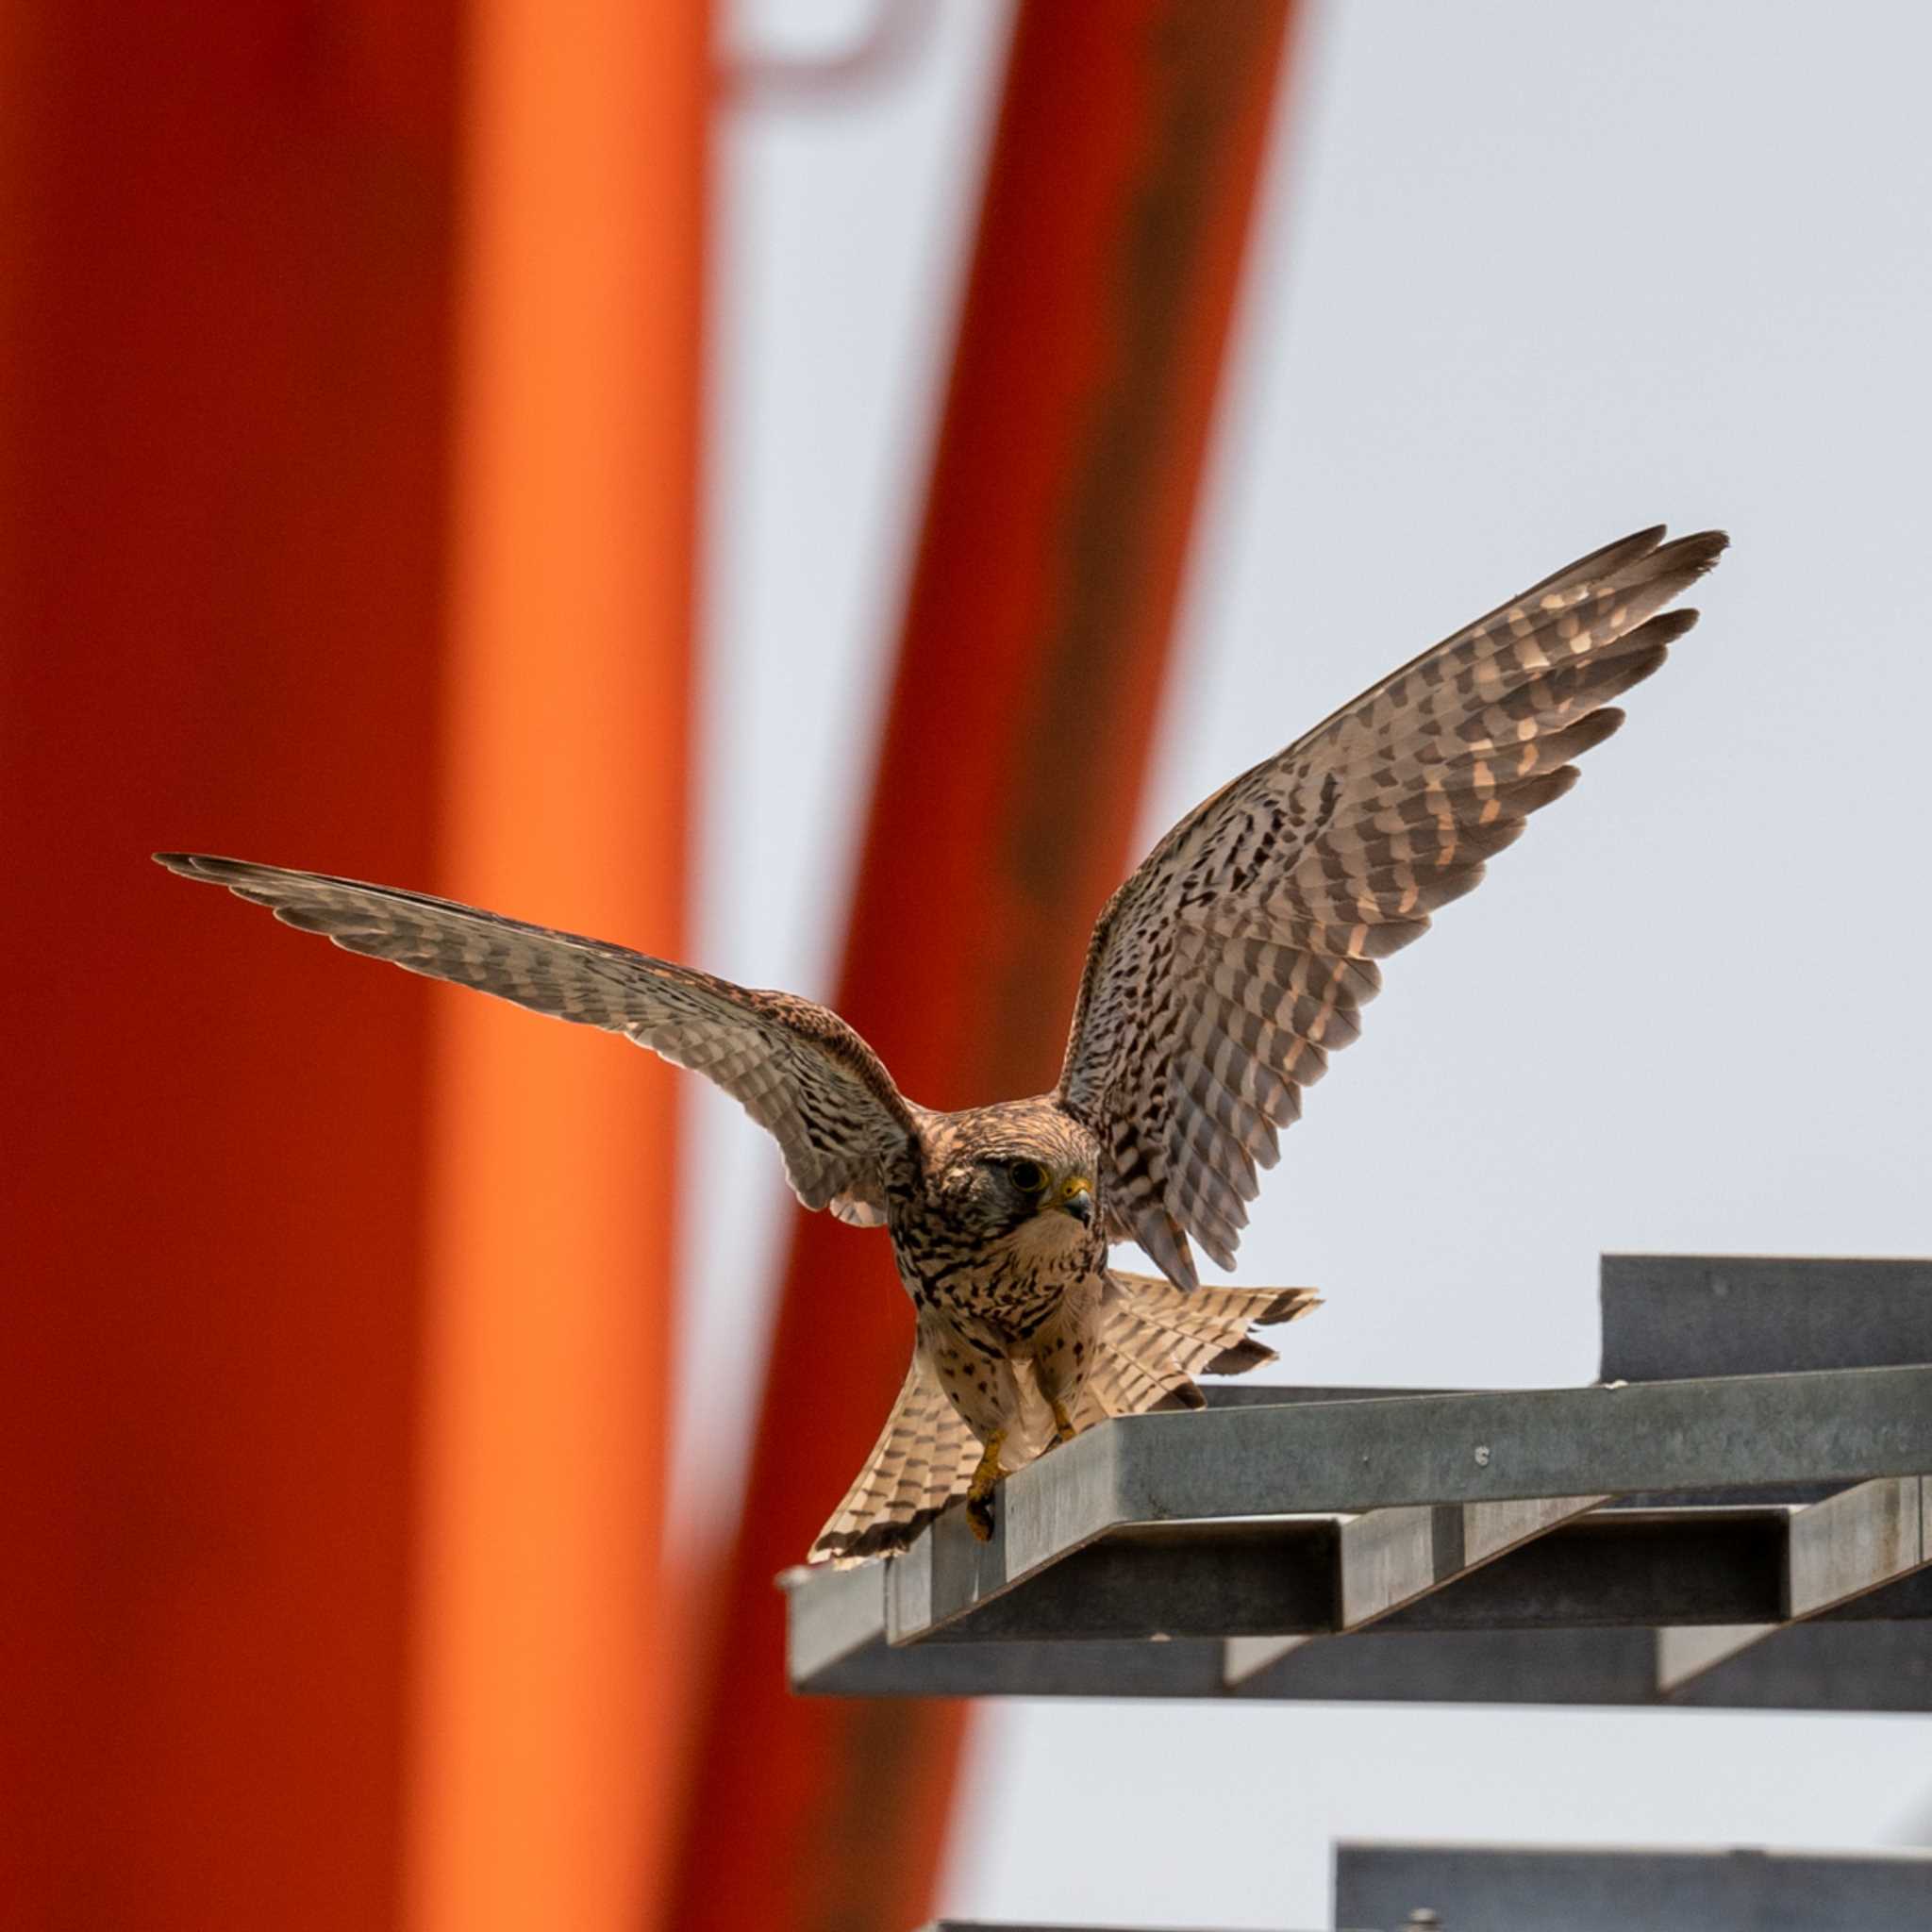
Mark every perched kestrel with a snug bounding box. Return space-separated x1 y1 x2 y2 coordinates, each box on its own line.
159 525 1724 1561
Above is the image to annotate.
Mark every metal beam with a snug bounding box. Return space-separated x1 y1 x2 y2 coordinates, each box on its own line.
788 1503 1932 1710
1658 1474 1932 1691
877 1507 1872 1647
799 1505 1932 1654
1335 1842 1932 1931
913 1847 1932 1931
1208 1385 1840 1509
795 1618 1932 1712
1666 1594 1932 1708
1790 1474 1929 1614
1600 1254 1932 1381
790 1264 1932 1714
1340 1496 1609 1630
878 1365 1932 1641
914 1924 1276 1932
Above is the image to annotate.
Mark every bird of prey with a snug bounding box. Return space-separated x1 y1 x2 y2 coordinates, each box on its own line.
158 524 1724 1562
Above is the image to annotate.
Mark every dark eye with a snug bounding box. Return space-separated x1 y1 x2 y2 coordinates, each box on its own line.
1005 1158 1048 1193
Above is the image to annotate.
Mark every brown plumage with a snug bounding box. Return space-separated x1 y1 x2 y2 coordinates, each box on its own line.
158 525 1725 1560
811 1275 1317 1564
1056 525 1727 1291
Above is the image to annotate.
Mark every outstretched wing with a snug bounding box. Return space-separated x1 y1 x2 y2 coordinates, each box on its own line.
156 854 917 1225
1055 525 1728 1291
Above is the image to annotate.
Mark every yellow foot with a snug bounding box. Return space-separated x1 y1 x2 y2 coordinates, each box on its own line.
1051 1399 1077 1446
965 1429 1006 1542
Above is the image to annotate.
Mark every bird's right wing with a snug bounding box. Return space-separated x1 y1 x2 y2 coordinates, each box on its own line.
1054 526 1727 1290
156 854 917 1226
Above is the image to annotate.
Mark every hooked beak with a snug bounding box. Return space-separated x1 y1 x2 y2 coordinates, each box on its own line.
1055 1175 1094 1226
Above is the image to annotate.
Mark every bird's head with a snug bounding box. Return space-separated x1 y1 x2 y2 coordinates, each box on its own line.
924 1108 1099 1249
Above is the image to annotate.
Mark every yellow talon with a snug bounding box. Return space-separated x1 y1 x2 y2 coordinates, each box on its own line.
965 1429 1006 1541
1051 1400 1077 1446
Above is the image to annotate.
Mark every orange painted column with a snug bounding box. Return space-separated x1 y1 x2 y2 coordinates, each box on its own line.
402 5 706 1932
0 8 460 1926
0 3 706 1926
668 7 1299 1930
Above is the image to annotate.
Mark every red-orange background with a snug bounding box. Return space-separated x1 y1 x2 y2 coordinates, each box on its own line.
0 6 1290 1927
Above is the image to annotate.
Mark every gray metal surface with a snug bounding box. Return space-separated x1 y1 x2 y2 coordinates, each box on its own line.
1600 1253 1932 1381
911 1924 1283 1932
874 1509 1930 1647
786 1257 1932 1711
798 1617 1932 1711
910 1845 1932 1930
1334 1841 1932 1930
878 1365 1932 1643
1338 1495 1608 1629
1659 1474 1931 1690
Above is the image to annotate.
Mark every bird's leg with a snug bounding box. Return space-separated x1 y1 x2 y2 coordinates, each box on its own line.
1023 1276 1100 1454
964 1429 1007 1542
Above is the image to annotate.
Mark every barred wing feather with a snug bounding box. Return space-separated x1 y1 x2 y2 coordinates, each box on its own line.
1055 525 1727 1291
154 854 917 1226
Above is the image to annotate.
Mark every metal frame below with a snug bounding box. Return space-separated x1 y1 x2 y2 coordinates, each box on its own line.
1333 1841 1932 1930
915 1842 1932 1931
786 1258 1932 1711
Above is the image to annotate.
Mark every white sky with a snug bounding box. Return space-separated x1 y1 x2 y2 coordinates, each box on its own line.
699 3 1932 1924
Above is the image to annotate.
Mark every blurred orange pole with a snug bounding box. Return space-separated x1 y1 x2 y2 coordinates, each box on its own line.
402 5 705 1932
0 2 705 1925
0 8 460 1925
668 7 1298 1930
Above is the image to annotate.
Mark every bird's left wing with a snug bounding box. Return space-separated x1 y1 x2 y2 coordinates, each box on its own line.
155 855 917 1226
1054 526 1726 1291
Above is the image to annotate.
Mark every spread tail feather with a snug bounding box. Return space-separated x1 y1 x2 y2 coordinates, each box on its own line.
809 1273 1318 1565
809 1353 983 1567
1076 1271 1320 1424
